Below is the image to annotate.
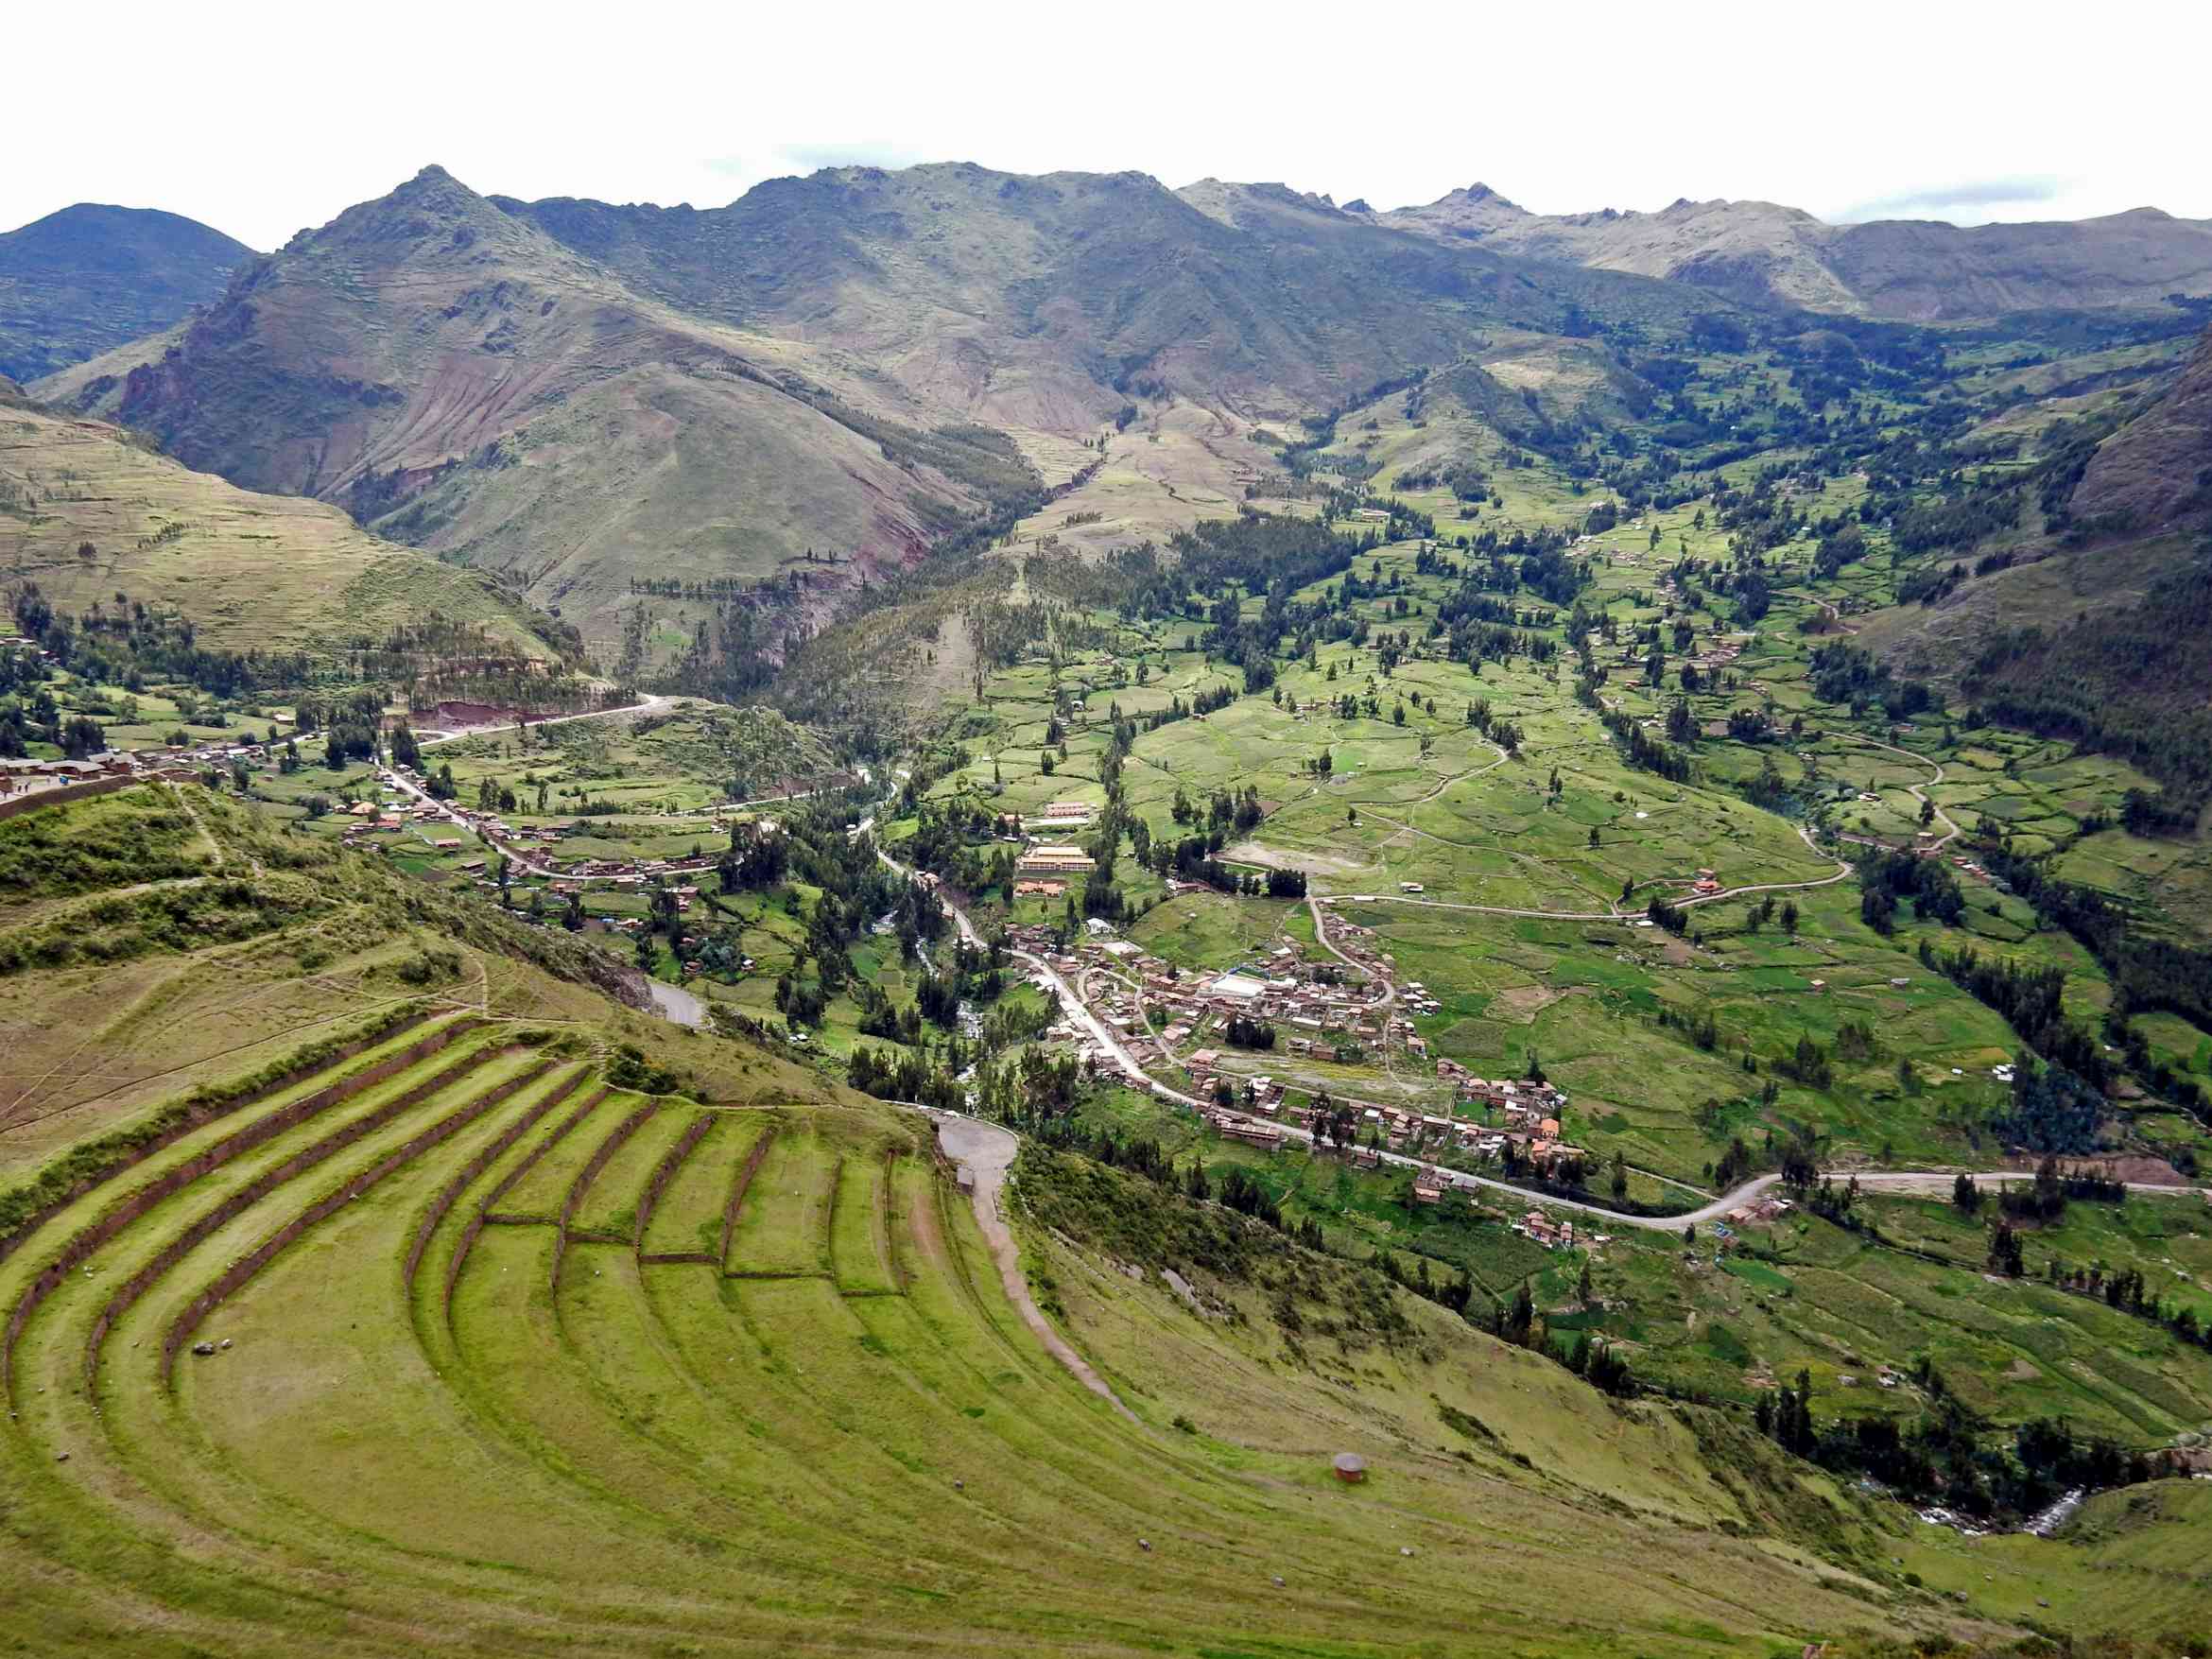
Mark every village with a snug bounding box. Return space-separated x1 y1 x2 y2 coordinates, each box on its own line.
986 870 1639 1252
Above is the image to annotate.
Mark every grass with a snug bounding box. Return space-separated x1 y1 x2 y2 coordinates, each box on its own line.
0 397 554 661
0 1006 2008 1656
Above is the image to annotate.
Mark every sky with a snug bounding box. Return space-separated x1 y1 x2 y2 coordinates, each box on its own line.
9 0 2209 250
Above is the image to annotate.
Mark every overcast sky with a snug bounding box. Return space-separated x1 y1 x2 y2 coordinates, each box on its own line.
10 1 2208 250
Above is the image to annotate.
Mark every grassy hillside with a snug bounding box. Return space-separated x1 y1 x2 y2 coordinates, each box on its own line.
0 389 561 663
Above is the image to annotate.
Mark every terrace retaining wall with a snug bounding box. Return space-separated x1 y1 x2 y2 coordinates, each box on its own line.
164 1061 558 1379
79 1043 505 1394
2 1014 461 1395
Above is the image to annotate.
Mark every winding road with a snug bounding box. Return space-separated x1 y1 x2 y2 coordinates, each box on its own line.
872 848 2200 1234
378 695 677 877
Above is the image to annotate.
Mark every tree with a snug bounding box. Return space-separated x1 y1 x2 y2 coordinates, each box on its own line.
1952 1173 1980 1213
1780 900 1800 934
1989 1219 2025 1277
1507 1283 1535 1346
60 715 105 758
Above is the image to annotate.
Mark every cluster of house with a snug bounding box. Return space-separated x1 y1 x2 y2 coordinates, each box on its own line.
1721 1194 1793 1227
1426 1060 1586 1171
1687 633 1753 674
994 802 1099 885
1052 930 1405 1067
0 752 144 795
0 735 257 799
338 796 445 846
1516 1208 1578 1250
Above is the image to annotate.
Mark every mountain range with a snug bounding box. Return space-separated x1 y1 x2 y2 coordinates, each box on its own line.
1367 184 2212 319
27 164 1713 648
17 163 2212 668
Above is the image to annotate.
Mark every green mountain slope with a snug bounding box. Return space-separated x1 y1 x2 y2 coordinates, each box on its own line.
0 203 251 383
32 167 1024 654
0 386 562 662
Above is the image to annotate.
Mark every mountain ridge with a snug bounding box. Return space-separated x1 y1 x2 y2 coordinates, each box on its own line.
31 164 1024 650
1369 184 2212 318
30 161 1719 660
0 202 251 383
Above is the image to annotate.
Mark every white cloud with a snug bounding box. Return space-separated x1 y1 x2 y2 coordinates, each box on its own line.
7 0 2208 249
1834 178 2080 225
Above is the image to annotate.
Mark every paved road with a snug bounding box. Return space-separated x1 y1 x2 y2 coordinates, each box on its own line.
417 693 674 750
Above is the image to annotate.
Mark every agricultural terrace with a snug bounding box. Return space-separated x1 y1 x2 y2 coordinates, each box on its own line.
0 1005 1981 1657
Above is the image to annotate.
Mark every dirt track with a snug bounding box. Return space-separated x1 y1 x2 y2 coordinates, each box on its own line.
935 1115 1138 1422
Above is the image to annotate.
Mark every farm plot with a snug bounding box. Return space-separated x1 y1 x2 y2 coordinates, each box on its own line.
723 1122 839 1277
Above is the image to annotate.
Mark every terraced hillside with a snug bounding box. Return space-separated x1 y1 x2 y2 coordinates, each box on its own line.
0 994 2029 1657
0 386 562 662
0 784 685 1181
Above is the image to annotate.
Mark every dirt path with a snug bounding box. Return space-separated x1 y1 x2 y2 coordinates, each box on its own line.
164 777 262 878
1843 733 1961 850
934 1115 1139 1423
